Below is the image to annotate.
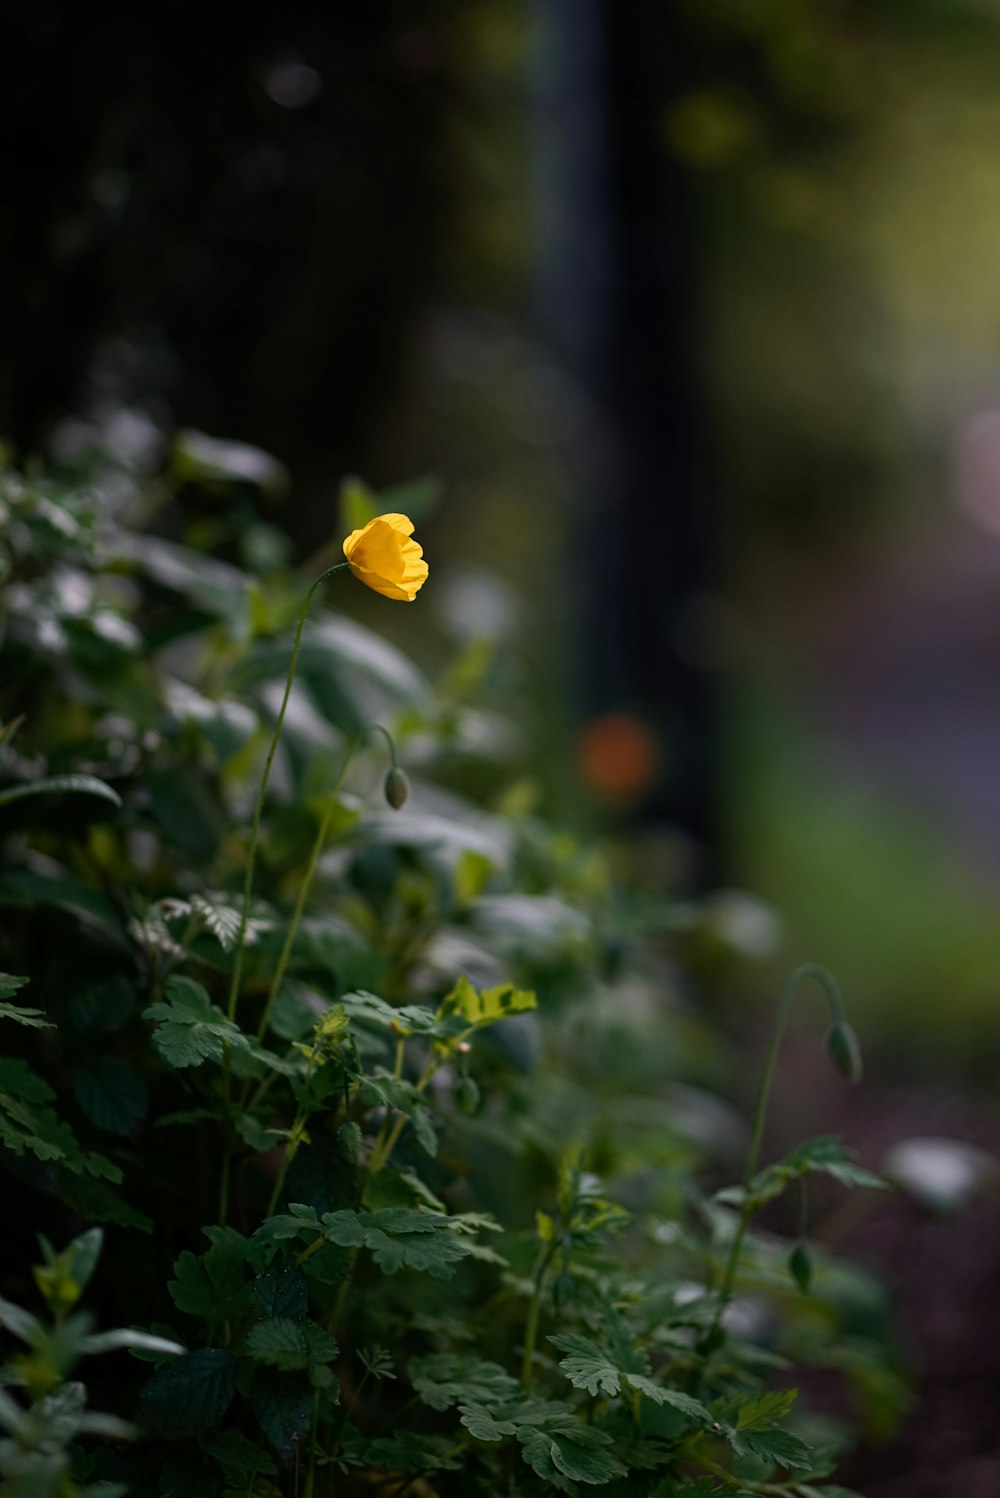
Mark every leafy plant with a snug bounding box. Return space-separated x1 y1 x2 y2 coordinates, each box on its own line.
0 442 903 1495
0 1228 182 1496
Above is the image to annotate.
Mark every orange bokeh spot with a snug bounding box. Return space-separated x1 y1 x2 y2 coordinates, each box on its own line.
579 713 658 800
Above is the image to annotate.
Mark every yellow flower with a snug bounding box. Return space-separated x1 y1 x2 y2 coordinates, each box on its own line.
342 512 428 601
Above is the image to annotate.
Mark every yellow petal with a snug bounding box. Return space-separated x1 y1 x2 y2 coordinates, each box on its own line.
341 512 428 600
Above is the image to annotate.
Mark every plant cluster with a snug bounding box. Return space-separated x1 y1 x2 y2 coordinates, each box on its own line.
0 440 901 1496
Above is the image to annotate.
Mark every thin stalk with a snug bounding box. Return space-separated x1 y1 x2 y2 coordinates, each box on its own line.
252 733 358 1048
304 1385 321 1498
367 1050 438 1176
225 563 350 1031
521 1239 560 1393
217 562 349 1227
701 963 847 1352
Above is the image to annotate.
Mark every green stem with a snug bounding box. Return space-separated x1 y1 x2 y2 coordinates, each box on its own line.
521 1239 560 1393
702 963 847 1352
253 734 358 1048
304 1385 321 1498
217 563 349 1228
367 1050 437 1176
366 721 398 769
225 563 350 1031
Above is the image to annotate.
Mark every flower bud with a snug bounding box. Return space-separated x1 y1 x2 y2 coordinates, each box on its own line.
826 1020 863 1082
384 765 410 810
338 1120 362 1164
788 1240 813 1295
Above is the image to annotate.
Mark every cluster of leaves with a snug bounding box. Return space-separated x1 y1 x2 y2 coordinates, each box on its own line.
0 445 901 1495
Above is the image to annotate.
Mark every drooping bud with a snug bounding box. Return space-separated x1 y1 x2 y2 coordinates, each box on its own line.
788 1240 813 1295
826 1020 863 1082
384 765 410 810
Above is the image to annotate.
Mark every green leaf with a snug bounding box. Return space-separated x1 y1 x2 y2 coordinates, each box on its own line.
137 1349 236 1439
364 1433 462 1473
251 1266 308 1321
0 1003 54 1028
144 976 252 1069
319 1206 474 1280
0 774 122 813
199 1427 277 1478
549 1334 711 1425
74 1058 148 1136
244 1366 314 1463
190 893 243 953
738 1427 814 1471
0 1292 42 1342
82 1327 185 1357
172 428 288 496
249 1204 322 1266
517 1418 624 1487
0 972 53 1029
0 1059 121 1182
341 990 439 1036
407 1353 520 1412
738 1137 888 1211
244 1317 338 1372
169 1228 253 1327
435 976 537 1037
56 1171 153 1233
733 1389 798 1430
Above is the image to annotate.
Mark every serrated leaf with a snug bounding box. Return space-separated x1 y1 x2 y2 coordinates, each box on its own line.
435 976 536 1038
733 1389 798 1430
56 1170 152 1233
144 976 252 1068
518 1420 623 1486
0 973 52 1029
459 1402 520 1441
340 990 439 1036
251 1266 308 1321
408 1353 520 1412
251 1317 337 1373
168 1228 253 1326
738 1427 814 1471
137 1349 236 1439
741 1136 888 1210
190 894 243 953
244 1366 313 1463
364 1432 463 1473
74 1058 148 1136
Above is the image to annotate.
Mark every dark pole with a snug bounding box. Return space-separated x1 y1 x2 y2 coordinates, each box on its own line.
536 0 718 883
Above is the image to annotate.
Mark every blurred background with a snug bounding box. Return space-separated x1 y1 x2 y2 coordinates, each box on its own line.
6 1 1000 1491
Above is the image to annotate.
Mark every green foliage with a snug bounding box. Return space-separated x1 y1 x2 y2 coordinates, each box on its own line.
0 1230 182 1495
143 978 252 1069
0 449 904 1496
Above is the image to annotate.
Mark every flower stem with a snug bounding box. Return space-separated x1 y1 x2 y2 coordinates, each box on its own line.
701 963 848 1353
252 733 358 1047
216 563 349 1227
225 563 349 1031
